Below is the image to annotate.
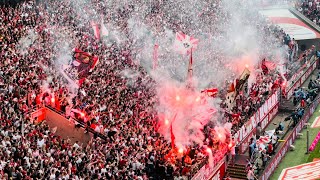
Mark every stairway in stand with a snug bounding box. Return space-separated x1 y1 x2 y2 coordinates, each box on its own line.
279 97 296 113
226 164 247 179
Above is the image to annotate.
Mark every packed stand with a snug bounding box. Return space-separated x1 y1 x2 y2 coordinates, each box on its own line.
244 74 320 178
297 0 320 26
0 0 305 179
0 1 221 179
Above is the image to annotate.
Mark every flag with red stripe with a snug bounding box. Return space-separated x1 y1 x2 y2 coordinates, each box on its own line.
91 21 100 40
174 32 199 55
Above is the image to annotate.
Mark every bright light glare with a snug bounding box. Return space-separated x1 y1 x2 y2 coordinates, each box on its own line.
176 95 180 101
165 119 169 125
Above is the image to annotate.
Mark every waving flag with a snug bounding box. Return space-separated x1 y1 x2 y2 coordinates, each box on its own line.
193 108 216 124
261 59 277 75
237 68 250 92
170 113 178 148
201 88 219 97
100 22 109 39
225 92 236 110
72 48 99 76
170 123 175 148
62 48 99 86
257 136 271 144
174 32 199 55
91 21 100 40
264 61 276 70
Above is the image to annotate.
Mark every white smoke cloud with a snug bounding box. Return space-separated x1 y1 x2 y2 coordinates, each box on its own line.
17 29 37 56
122 0 288 149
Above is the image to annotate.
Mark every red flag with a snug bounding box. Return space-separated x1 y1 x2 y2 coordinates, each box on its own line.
170 123 175 148
100 22 109 39
170 113 178 148
90 21 100 40
228 81 236 93
201 88 218 97
174 32 199 55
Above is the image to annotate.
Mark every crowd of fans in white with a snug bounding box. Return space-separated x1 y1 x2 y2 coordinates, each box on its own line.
0 0 313 179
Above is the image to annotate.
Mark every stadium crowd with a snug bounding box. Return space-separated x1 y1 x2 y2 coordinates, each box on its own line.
0 0 310 179
297 0 320 26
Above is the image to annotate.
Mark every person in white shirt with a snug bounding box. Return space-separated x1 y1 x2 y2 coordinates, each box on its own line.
230 145 236 166
49 169 56 180
73 141 80 149
247 167 256 180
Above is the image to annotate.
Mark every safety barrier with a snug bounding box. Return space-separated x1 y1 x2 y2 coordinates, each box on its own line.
260 94 320 180
192 157 226 180
284 55 317 99
236 90 280 153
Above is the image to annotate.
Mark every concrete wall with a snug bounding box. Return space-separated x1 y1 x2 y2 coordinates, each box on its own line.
45 108 93 145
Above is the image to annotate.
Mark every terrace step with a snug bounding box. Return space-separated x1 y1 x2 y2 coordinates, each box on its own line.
226 164 247 179
279 98 296 113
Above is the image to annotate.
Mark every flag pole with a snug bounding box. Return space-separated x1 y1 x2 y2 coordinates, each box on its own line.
187 48 193 89
153 43 159 70
170 112 178 149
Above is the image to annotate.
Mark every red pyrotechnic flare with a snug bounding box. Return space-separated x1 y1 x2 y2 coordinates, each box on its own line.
178 147 184 154
51 97 55 103
282 82 286 87
206 147 212 153
176 95 180 101
245 64 249 68
195 96 201 102
165 119 169 125
80 112 85 118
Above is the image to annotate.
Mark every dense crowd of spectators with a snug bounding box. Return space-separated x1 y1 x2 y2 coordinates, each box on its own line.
298 0 320 26
0 0 310 179
0 1 220 179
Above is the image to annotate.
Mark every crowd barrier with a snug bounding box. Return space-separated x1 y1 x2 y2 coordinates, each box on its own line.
260 94 320 180
235 90 280 153
192 157 226 180
192 90 280 179
284 55 317 100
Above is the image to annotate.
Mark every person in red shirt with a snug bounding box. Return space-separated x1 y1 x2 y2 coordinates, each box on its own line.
267 142 273 156
301 99 306 108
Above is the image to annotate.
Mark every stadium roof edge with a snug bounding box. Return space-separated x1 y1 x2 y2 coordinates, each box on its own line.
289 8 320 37
259 8 320 40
